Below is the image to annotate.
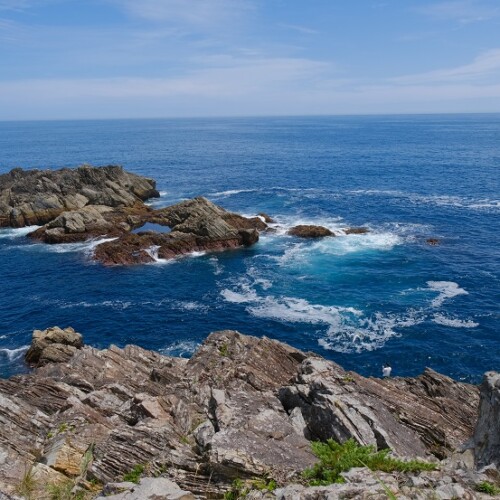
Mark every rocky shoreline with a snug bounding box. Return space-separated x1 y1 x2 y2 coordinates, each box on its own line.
0 165 381 266
0 327 498 499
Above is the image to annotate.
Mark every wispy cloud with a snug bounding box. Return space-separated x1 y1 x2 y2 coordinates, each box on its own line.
416 0 500 24
392 48 500 84
278 23 319 35
112 0 254 28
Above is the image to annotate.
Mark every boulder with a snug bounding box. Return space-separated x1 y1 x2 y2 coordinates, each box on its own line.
474 371 500 468
288 225 334 238
25 326 83 366
98 478 195 500
0 165 159 228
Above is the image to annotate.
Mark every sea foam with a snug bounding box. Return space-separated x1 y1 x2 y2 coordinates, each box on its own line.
427 281 468 308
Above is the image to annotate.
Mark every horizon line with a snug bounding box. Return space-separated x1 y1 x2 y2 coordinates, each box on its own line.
1 111 500 124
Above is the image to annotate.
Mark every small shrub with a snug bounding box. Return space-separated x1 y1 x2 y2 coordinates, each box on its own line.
123 464 145 484
224 479 248 500
46 480 74 500
303 438 437 485
476 481 500 496
15 466 37 500
251 476 277 492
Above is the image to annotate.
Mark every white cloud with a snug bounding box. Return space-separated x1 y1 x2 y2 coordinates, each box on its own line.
417 0 500 24
391 48 500 84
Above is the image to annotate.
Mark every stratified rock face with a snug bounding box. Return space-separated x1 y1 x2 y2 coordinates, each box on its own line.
0 165 159 228
93 197 263 265
0 329 481 498
474 371 500 468
288 225 334 238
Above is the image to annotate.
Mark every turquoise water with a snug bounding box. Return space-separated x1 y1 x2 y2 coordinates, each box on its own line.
0 115 498 381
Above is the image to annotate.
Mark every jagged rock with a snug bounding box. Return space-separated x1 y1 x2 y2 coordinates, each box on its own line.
0 165 158 228
288 225 334 238
98 478 195 499
474 372 500 468
279 358 479 459
0 330 485 498
94 198 264 265
258 213 275 223
25 326 83 366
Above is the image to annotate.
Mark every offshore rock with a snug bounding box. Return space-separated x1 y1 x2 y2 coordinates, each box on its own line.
474 371 500 468
0 165 158 228
288 225 334 238
0 329 484 498
344 226 370 235
24 326 83 366
94 197 263 265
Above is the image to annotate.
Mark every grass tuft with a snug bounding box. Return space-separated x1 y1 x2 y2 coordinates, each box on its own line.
123 464 145 484
303 438 437 486
475 481 500 496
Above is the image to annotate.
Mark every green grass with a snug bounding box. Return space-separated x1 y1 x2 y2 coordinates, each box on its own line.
475 481 500 496
218 343 229 357
223 479 248 500
303 438 437 486
123 464 145 484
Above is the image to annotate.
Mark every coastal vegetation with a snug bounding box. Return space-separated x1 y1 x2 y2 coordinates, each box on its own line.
303 439 437 486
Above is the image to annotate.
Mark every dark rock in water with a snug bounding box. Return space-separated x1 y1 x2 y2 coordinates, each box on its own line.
25 326 83 366
94 197 264 265
0 165 159 228
288 225 334 238
0 329 485 498
426 238 440 246
344 227 370 235
258 212 275 223
474 371 500 468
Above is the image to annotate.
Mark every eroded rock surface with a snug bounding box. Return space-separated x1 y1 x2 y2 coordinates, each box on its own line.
93 197 263 265
0 329 487 498
0 165 158 228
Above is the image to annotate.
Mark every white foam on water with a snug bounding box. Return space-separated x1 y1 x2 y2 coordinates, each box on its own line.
348 189 500 212
0 335 6 340
172 301 209 313
427 281 468 308
0 225 41 239
159 340 200 358
0 345 29 361
276 232 401 266
209 257 224 276
210 188 261 198
433 314 479 328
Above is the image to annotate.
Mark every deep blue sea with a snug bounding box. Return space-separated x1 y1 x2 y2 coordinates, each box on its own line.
0 115 498 382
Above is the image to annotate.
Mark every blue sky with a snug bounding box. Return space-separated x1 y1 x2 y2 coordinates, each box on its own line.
1 0 500 119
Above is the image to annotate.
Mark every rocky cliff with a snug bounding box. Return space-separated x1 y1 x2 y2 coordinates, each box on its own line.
0 327 497 499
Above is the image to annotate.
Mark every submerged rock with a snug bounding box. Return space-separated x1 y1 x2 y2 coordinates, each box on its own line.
0 165 158 228
288 225 334 238
0 328 488 498
344 226 370 235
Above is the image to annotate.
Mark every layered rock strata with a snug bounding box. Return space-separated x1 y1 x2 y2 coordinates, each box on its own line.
0 328 488 499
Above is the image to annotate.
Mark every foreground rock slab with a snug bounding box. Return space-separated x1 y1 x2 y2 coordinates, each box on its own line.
0 328 492 498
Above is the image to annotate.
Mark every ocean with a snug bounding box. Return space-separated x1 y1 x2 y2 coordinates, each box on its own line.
0 114 498 382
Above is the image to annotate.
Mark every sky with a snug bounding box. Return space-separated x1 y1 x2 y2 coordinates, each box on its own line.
1 0 500 119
